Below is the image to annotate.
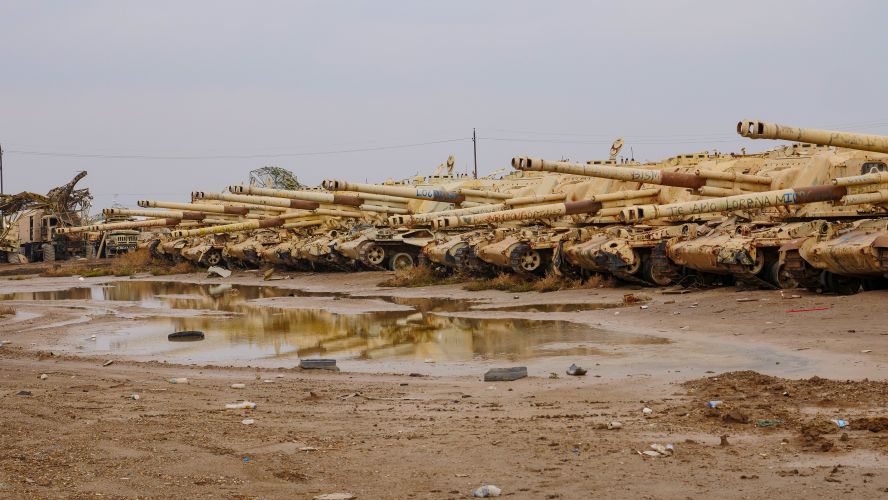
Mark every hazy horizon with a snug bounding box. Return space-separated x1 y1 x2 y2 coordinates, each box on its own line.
2 1 887 212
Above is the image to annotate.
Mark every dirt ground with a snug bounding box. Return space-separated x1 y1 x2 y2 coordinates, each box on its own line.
2 270 888 498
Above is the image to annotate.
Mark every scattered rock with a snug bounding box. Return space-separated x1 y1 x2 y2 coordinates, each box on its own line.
607 421 623 430
851 416 888 433
484 367 527 382
566 363 587 376
230 383 246 389
16 390 31 396
300 359 338 371
225 401 257 410
241 418 255 425
720 435 730 447
642 407 653 416
314 494 356 500
207 266 232 278
472 485 502 497
39 374 47 380
102 360 114 367
723 410 750 424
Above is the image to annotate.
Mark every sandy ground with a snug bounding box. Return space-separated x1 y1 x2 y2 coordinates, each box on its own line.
2 270 888 498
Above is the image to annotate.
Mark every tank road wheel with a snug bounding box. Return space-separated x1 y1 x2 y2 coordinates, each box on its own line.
748 251 766 276
510 244 542 274
363 244 386 267
767 261 798 290
623 251 643 276
824 272 862 295
642 257 674 287
389 252 415 271
203 249 223 267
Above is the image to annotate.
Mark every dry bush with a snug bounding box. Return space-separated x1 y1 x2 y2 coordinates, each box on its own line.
584 273 617 289
41 267 78 278
463 273 537 293
40 248 197 279
0 305 16 317
532 273 563 293
41 266 112 278
378 265 460 288
151 261 195 276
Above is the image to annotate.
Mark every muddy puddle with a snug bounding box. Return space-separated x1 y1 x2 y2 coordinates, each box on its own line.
1 281 666 365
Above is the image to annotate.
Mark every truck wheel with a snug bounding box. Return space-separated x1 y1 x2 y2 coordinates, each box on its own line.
389 252 414 271
42 243 56 262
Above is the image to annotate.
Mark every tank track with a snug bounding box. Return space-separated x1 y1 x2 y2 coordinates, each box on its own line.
650 242 683 285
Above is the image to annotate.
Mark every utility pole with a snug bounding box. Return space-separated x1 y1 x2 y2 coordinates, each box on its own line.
472 128 478 179
0 143 4 230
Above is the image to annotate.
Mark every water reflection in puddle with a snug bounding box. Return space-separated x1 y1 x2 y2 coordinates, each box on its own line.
1 281 667 363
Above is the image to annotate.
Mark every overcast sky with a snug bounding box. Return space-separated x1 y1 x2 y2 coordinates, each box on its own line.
2 1 887 212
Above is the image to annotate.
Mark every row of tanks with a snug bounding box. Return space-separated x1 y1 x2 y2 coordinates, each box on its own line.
56 120 888 295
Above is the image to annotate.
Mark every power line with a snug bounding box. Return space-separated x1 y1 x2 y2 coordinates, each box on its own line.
479 136 741 145
4 138 470 160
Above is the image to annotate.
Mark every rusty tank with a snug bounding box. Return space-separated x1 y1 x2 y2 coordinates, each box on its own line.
736 120 888 293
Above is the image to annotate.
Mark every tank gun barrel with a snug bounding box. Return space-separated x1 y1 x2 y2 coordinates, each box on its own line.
832 171 888 186
737 120 888 154
208 189 408 214
56 218 183 234
103 208 207 221
138 200 252 216
323 179 466 204
391 203 510 227
169 206 368 237
193 191 321 210
430 188 660 229
513 157 773 192
230 185 362 206
171 218 286 238
618 185 850 222
389 193 569 227
230 184 410 207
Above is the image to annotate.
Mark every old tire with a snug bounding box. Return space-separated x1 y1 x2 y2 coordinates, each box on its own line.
389 252 415 271
42 244 56 262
